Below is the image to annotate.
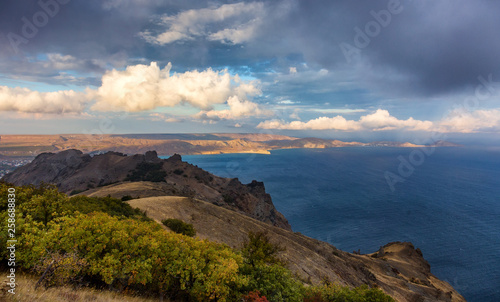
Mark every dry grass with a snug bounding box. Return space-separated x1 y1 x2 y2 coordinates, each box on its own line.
1 273 160 302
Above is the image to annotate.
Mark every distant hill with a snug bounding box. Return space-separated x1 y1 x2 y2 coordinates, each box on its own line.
0 133 461 157
2 149 290 229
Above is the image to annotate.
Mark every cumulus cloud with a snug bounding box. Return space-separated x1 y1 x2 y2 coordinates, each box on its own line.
0 61 262 117
140 2 265 45
438 109 500 133
359 109 433 131
90 62 261 112
257 109 433 131
146 112 184 123
258 116 361 131
195 96 272 121
0 86 90 114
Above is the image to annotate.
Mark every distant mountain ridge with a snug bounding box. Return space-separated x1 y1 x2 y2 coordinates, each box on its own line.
0 133 460 157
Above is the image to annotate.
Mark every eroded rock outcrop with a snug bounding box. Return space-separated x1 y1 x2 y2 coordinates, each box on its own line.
3 149 291 230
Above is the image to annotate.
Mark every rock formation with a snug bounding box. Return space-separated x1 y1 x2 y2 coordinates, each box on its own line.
2 149 291 230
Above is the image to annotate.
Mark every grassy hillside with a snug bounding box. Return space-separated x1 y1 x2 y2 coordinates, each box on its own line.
0 182 396 302
1 273 158 302
126 194 464 302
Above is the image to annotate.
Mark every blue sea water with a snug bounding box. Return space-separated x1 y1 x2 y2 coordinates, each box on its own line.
176 147 500 302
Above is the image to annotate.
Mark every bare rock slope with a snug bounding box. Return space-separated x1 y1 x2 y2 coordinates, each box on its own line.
127 196 465 302
2 149 290 230
2 150 466 301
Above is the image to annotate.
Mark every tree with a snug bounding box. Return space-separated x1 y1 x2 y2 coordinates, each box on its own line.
241 231 284 267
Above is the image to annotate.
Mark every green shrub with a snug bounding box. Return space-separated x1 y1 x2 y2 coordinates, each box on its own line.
69 189 84 196
241 263 304 302
120 195 133 201
125 162 166 182
66 195 149 221
242 231 285 267
303 284 395 302
223 194 235 203
173 169 184 175
0 183 396 302
15 212 245 301
240 232 303 302
161 218 196 237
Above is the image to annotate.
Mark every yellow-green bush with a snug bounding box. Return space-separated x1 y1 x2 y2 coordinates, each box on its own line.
303 284 395 302
0 183 396 302
18 212 244 301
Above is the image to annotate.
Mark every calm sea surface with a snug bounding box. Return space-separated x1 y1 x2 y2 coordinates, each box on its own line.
171 147 500 301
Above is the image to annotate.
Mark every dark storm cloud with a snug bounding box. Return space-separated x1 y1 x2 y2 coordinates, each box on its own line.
278 0 500 96
1 0 500 98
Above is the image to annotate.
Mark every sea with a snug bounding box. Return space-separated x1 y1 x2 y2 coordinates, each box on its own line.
173 147 500 302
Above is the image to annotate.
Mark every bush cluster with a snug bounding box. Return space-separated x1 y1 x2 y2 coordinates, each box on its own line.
161 218 196 237
125 162 167 182
303 284 395 302
0 183 394 302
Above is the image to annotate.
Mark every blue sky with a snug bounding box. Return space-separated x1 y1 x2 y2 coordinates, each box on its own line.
1 0 500 144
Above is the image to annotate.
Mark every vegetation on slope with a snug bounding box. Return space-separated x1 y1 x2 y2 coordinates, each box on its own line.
1 273 158 302
0 182 394 302
162 218 196 237
125 162 167 183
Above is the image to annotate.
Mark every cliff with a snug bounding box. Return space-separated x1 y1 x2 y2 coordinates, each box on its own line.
2 149 291 230
1 150 466 301
126 196 465 302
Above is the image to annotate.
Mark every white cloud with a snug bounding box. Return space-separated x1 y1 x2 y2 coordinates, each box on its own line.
438 109 500 133
310 108 366 114
0 62 262 116
208 20 260 44
359 109 433 131
141 2 265 45
43 53 80 70
257 109 433 131
90 62 261 112
195 96 272 120
258 116 361 131
146 112 182 123
289 109 301 120
0 86 90 114
277 100 297 104
318 69 329 76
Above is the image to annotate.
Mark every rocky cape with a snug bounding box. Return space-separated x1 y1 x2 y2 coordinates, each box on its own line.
2 149 290 229
2 150 465 302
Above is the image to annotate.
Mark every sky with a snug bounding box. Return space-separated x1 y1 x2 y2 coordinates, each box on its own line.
1 0 500 144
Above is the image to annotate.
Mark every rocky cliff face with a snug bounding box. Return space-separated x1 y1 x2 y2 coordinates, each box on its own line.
2 149 466 301
127 196 466 302
2 149 291 230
